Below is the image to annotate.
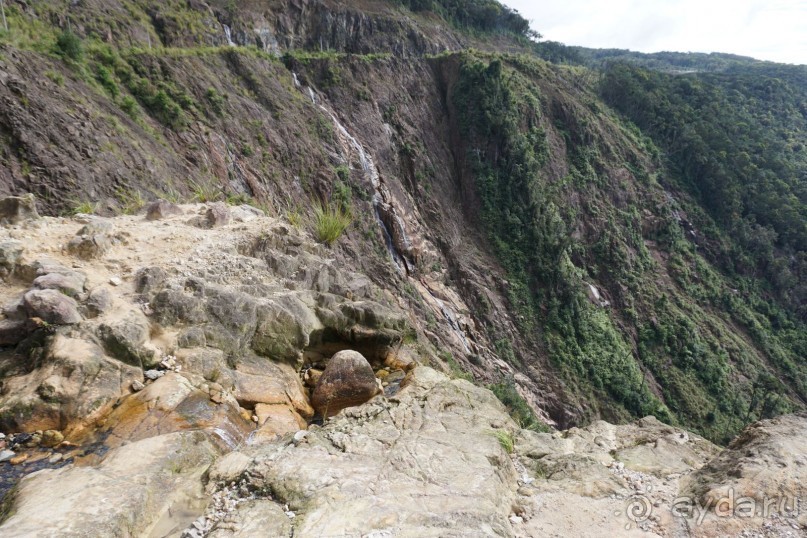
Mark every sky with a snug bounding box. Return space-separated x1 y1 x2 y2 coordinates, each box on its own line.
501 0 807 65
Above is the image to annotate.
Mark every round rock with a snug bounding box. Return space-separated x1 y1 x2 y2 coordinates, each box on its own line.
312 350 380 418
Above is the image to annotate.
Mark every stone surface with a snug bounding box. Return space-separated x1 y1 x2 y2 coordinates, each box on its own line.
97 373 253 451
251 403 307 444
311 350 380 418
97 309 157 368
32 271 86 298
22 289 82 324
0 432 217 537
230 204 265 223
0 194 39 225
196 202 231 228
0 240 24 279
86 286 113 316
0 335 142 434
219 367 518 537
67 233 111 260
145 199 183 221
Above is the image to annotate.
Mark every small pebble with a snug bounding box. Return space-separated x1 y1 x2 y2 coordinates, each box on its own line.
109 276 122 286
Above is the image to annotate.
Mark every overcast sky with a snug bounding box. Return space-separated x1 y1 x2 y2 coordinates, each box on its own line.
501 0 807 65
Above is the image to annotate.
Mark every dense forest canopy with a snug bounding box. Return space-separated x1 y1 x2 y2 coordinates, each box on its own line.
394 0 537 38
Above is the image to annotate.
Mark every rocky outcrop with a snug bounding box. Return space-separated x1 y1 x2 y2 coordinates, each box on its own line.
1 431 217 538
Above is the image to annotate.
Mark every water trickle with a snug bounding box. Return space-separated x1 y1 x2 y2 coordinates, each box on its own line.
308 87 317 104
292 72 301 87
223 24 235 46
211 426 241 451
431 292 471 353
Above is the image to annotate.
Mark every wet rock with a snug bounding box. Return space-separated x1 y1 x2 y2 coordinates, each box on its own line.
0 240 24 279
98 373 252 449
0 449 14 462
9 454 28 465
0 335 142 434
251 403 307 444
22 289 82 324
145 199 183 221
40 430 64 448
312 350 380 418
0 194 39 225
0 432 217 537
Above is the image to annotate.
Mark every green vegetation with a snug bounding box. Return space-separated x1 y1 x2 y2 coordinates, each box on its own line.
190 179 222 203
116 188 146 215
492 430 515 454
70 199 98 215
394 0 537 39
312 202 352 245
489 379 551 432
54 29 82 61
449 50 804 443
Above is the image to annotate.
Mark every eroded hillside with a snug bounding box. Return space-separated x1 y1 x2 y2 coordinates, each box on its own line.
0 0 804 447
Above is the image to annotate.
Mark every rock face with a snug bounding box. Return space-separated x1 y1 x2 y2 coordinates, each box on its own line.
681 413 807 533
207 367 519 537
312 350 380 418
0 194 39 225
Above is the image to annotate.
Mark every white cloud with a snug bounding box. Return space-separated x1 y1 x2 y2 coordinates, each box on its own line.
502 0 807 64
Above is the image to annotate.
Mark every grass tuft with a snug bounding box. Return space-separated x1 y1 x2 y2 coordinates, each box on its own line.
312 202 352 245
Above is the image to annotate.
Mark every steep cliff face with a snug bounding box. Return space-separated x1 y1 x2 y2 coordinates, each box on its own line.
0 0 803 445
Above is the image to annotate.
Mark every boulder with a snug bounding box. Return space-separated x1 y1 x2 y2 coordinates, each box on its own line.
32 271 86 298
67 220 113 259
0 240 24 279
67 234 110 260
193 202 231 229
22 289 82 325
0 318 31 346
86 287 113 317
311 350 380 418
97 309 157 368
133 266 168 296
145 199 183 221
0 194 39 225
230 204 265 223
